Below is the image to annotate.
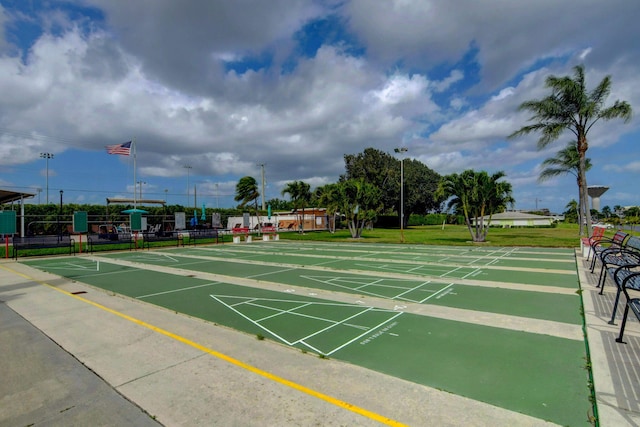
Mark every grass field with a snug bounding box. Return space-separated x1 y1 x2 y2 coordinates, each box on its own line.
279 223 587 246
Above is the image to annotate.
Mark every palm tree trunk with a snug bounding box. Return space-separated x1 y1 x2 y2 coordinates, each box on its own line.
578 134 592 235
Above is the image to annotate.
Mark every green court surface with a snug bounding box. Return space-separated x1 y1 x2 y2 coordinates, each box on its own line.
23 242 591 426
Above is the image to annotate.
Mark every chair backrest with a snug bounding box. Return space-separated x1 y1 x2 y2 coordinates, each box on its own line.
625 235 640 253
612 231 629 247
589 226 606 243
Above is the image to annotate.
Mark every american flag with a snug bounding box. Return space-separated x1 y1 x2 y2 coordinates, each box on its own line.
105 141 132 156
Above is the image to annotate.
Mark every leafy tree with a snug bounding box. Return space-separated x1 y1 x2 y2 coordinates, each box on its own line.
342 148 397 212
601 205 611 219
234 176 261 229
510 64 632 235
281 180 312 233
264 198 291 211
538 142 591 224
342 147 442 226
436 170 514 242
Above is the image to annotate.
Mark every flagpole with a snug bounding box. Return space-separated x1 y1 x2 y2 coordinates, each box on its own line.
133 139 137 209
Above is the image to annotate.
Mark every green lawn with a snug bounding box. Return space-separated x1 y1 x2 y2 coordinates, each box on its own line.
279 223 587 247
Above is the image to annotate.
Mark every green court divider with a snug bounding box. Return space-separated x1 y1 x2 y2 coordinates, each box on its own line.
73 212 88 233
0 210 16 258
130 213 142 231
0 210 16 234
73 211 88 254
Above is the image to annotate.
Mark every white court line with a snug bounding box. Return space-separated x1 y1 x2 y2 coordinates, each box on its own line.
421 283 455 303
440 265 462 277
394 280 433 300
326 312 404 356
210 294 296 345
210 294 396 355
293 307 375 346
136 281 221 299
253 302 313 322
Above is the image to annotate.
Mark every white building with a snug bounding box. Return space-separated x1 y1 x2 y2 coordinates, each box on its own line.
473 211 555 227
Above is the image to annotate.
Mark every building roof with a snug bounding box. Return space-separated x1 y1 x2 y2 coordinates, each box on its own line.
0 189 35 205
485 211 555 220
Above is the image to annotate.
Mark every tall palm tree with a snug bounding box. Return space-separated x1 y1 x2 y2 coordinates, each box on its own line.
234 176 260 229
281 180 311 233
539 142 592 224
510 64 632 235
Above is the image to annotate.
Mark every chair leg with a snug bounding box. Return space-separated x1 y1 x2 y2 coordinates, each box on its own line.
609 288 624 324
616 303 632 343
590 254 598 273
597 265 607 293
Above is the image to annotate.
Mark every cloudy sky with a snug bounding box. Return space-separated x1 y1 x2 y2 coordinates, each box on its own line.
1 0 638 213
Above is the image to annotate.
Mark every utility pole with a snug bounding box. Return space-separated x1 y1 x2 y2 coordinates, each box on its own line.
40 153 54 204
183 165 192 207
259 164 266 211
394 147 408 243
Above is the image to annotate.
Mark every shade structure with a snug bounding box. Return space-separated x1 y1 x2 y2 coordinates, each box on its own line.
122 208 149 214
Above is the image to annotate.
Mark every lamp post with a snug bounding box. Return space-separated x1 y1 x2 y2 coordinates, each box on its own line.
40 153 54 203
184 165 192 207
394 147 408 243
137 181 146 200
258 163 266 211
58 190 64 240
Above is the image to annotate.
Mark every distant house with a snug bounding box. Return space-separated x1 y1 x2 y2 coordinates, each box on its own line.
473 211 555 227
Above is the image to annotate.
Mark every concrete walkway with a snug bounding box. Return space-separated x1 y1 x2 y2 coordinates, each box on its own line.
1 249 638 426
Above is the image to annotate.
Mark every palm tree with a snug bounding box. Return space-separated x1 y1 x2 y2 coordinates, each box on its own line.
314 184 341 233
323 179 382 238
538 142 592 224
234 176 260 229
281 180 311 233
510 64 632 235
436 170 514 242
564 199 579 223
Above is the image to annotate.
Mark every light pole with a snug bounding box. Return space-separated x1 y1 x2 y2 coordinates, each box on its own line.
36 188 42 204
258 163 266 210
58 190 64 240
40 153 54 203
215 183 219 209
137 181 146 200
394 147 408 243
184 165 192 207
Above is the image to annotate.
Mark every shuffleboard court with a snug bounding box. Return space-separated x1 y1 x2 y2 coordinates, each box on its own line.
92 250 583 325
23 242 590 426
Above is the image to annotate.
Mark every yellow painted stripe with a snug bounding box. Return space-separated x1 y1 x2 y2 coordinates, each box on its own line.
1 264 407 427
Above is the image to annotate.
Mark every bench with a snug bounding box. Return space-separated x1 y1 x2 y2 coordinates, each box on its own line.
185 229 219 246
616 298 640 343
608 265 640 343
140 231 183 249
589 230 629 273
604 262 640 324
583 225 606 260
12 235 75 259
87 233 139 253
595 235 640 292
